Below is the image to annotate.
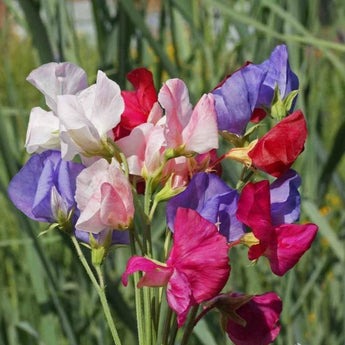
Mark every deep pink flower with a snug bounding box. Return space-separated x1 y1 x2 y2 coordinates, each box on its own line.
237 180 318 276
248 110 307 177
122 208 230 327
224 292 282 345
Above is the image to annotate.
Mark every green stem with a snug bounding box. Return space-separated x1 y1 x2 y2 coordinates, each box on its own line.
168 317 178 345
71 236 122 345
144 287 152 345
162 307 173 345
143 179 154 344
71 235 99 289
180 305 199 345
149 199 159 222
95 264 123 345
129 231 145 345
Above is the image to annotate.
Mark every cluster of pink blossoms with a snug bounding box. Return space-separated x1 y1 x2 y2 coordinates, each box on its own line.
9 45 318 345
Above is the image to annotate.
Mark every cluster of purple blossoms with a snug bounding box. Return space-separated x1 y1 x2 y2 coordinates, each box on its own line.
8 45 317 345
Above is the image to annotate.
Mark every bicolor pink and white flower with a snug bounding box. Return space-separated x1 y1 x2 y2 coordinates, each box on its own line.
116 122 166 177
75 158 134 233
122 208 230 327
158 79 219 155
25 62 88 154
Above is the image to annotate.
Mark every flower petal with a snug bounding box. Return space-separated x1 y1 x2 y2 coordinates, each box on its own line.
27 62 88 113
212 63 266 135
270 169 301 225
267 223 318 276
237 180 272 240
182 93 218 153
159 78 193 148
226 292 282 345
168 208 230 303
122 256 173 287
25 107 60 154
248 110 307 177
166 270 193 328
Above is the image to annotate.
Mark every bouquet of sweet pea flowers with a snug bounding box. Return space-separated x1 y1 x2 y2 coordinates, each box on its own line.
8 44 318 345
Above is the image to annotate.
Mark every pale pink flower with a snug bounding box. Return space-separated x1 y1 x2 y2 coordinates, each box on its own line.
75 158 134 233
158 79 218 154
116 123 166 177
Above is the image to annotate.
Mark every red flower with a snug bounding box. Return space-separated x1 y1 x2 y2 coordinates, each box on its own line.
122 208 230 327
237 180 318 276
113 68 158 139
248 110 307 177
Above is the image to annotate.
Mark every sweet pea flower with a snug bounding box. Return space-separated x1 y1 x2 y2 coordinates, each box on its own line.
122 208 230 327
113 68 161 139
25 62 88 154
75 158 134 233
8 150 84 228
158 79 218 154
208 292 282 345
248 110 307 177
166 172 245 242
237 180 318 276
212 63 266 136
212 44 298 133
164 149 222 190
57 71 124 161
254 44 299 117
116 122 166 178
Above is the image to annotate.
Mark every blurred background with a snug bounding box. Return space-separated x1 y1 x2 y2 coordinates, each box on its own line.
1 0 345 344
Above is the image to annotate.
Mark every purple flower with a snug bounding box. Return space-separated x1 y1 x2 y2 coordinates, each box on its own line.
212 63 265 136
166 172 245 242
8 150 84 224
256 45 299 110
212 45 298 135
270 169 301 225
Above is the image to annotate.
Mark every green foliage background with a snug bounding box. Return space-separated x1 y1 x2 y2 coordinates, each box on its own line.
1 0 345 344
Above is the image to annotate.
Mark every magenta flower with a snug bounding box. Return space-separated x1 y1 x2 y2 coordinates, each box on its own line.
237 180 318 276
210 292 282 345
122 208 230 327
